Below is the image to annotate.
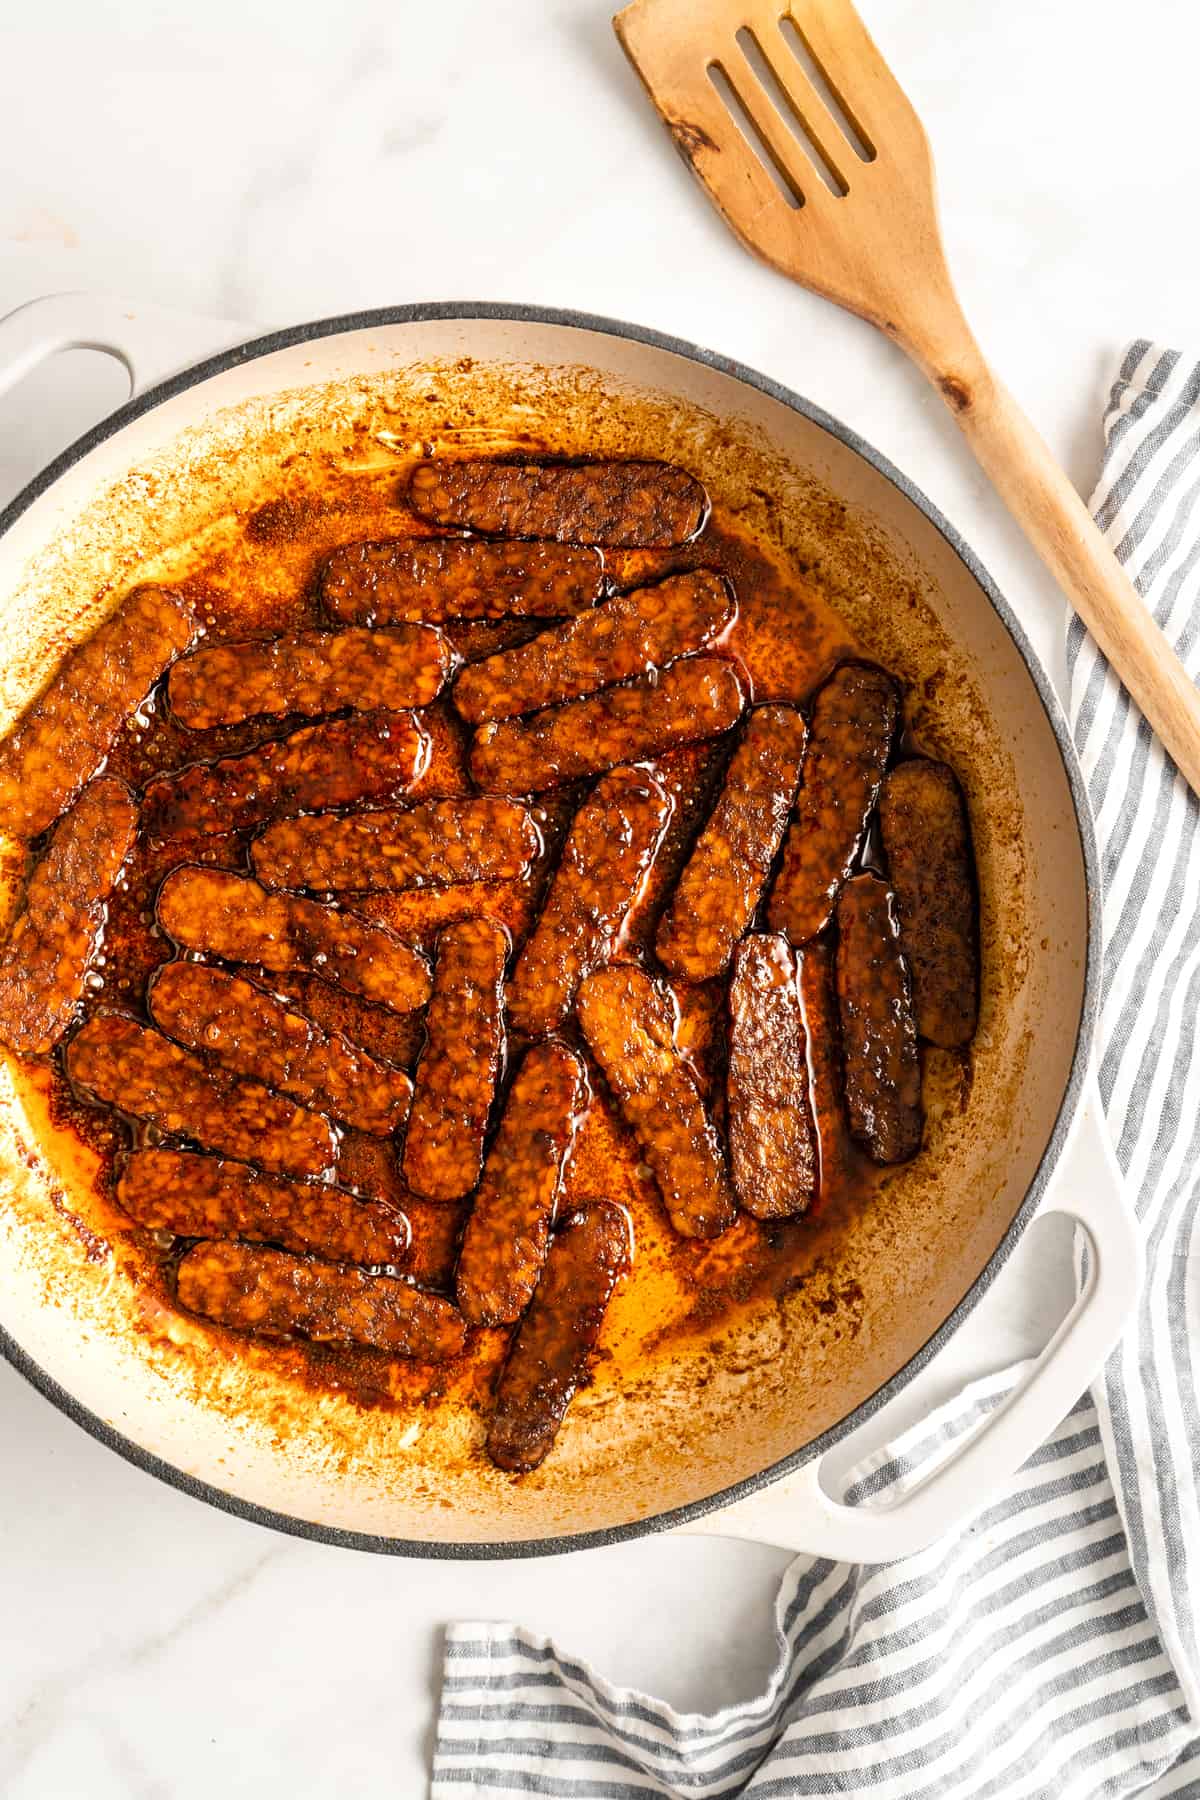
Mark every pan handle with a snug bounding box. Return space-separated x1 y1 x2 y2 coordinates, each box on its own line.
0 291 250 403
678 1077 1142 1564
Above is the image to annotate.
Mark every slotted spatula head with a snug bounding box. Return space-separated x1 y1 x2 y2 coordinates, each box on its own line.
616 0 1200 803
614 0 956 351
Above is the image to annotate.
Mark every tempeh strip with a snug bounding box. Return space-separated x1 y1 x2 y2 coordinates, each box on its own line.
176 1240 466 1359
657 705 808 981
0 584 192 839
66 1014 337 1177
727 935 816 1218
357 880 535 948
453 571 734 724
337 1130 411 1207
835 875 923 1164
456 1044 589 1327
768 663 898 944
321 537 604 624
506 767 671 1037
252 797 540 894
148 962 412 1135
168 626 449 728
143 710 429 835
471 656 745 793
878 759 979 1048
797 941 851 1196
156 867 431 1013
334 1135 468 1288
486 1202 631 1473
402 921 507 1201
403 1203 467 1290
410 459 707 548
577 966 735 1239
0 778 137 1055
118 1150 409 1266
266 973 423 1069
610 740 725 958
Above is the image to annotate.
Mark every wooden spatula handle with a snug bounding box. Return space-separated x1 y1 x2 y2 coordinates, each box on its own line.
931 352 1200 792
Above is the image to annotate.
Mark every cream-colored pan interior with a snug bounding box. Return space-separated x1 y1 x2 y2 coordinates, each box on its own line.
0 313 1090 1547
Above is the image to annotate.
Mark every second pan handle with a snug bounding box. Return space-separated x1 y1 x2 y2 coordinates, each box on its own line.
677 1078 1140 1564
0 292 250 406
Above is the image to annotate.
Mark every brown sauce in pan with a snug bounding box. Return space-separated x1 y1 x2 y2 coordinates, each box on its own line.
9 454 969 1438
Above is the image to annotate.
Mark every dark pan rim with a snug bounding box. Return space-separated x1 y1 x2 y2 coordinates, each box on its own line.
0 299 1102 1559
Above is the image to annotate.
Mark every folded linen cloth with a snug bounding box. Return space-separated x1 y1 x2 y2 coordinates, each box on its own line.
432 342 1200 1800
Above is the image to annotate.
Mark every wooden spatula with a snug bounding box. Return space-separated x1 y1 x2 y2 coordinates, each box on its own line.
615 0 1200 795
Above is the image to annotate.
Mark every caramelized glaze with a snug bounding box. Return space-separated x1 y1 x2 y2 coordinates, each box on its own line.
26 468 926 1430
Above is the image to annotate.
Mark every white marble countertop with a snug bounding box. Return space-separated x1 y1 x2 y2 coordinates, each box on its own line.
1 1 1197 1793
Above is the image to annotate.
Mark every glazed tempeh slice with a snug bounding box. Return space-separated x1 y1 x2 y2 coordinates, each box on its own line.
610 740 725 958
453 571 734 724
456 1043 589 1327
265 972 423 1069
0 778 137 1056
143 710 429 835
321 537 605 624
156 867 431 1014
403 1201 470 1291
726 935 816 1218
66 1014 337 1178
167 626 449 728
507 767 671 1037
797 940 851 1195
768 663 899 945
657 705 808 981
334 1134 471 1288
486 1202 631 1473
471 656 745 793
148 962 412 1135
337 1129 411 1207
402 921 508 1202
409 458 708 548
577 965 735 1239
176 1240 467 1359
878 759 979 1048
251 796 540 894
118 1149 410 1266
357 879 536 949
835 875 923 1164
0 585 192 840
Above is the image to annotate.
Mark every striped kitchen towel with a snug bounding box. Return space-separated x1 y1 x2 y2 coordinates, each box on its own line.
432 342 1200 1799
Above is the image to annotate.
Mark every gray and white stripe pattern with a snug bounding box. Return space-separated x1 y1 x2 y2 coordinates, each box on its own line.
432 343 1200 1799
